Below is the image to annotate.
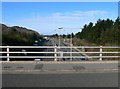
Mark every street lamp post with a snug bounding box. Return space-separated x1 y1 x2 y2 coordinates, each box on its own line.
60 27 82 61
55 27 64 47
56 27 81 61
59 34 60 47
58 27 73 61
70 32 73 61
58 27 63 47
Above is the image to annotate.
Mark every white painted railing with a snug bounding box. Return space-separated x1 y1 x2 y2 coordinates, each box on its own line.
0 46 119 61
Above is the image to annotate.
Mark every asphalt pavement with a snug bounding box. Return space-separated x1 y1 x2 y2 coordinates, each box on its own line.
2 73 118 87
46 38 93 61
1 61 118 87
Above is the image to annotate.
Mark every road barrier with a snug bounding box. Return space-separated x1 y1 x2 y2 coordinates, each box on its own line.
0 46 119 61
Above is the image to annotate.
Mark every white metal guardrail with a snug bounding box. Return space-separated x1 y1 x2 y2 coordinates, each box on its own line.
0 46 119 61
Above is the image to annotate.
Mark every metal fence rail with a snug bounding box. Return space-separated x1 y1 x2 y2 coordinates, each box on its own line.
0 46 119 61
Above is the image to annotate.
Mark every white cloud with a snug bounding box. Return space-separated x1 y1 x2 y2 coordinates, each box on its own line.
11 10 108 35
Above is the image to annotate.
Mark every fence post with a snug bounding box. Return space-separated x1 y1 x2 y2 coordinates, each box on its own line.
99 46 102 61
54 46 57 61
82 46 85 52
7 46 10 61
70 45 72 61
60 51 63 60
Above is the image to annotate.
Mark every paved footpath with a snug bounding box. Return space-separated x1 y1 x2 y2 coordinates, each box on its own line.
1 61 118 73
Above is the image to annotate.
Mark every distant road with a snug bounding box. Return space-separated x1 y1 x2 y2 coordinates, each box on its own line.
44 38 92 61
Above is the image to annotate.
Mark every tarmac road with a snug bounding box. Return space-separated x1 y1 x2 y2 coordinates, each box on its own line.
1 61 118 87
2 72 118 87
45 38 91 61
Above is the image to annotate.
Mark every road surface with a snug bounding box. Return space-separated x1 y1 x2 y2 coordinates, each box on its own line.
2 61 118 87
43 38 91 61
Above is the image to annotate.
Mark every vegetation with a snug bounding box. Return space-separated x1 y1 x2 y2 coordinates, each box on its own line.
51 18 119 46
0 24 42 46
51 33 74 38
75 18 120 46
1 17 119 46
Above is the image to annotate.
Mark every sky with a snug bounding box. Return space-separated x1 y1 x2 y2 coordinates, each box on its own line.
2 2 118 35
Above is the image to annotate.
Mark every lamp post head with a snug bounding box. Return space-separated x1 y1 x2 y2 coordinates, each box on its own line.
58 27 63 29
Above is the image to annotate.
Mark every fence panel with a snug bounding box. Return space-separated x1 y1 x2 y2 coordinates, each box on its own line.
0 46 119 61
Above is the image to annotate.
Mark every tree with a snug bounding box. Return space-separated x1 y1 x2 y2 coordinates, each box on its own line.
67 34 71 38
75 18 119 46
62 34 66 38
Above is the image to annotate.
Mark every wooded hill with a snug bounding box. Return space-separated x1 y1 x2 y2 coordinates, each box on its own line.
0 24 42 46
75 18 120 46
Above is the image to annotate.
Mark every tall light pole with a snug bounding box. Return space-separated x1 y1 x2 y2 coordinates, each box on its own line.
70 32 73 61
56 27 82 61
58 27 64 47
54 27 64 61
60 27 82 61
54 29 59 46
57 27 73 61
58 34 60 47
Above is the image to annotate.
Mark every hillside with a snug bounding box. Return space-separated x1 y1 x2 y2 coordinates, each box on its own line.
0 24 42 46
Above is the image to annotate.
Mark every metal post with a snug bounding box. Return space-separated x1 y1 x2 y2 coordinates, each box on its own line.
7 46 10 61
54 46 57 61
70 45 72 61
70 33 72 61
60 51 63 61
59 35 60 47
99 46 102 61
82 46 85 52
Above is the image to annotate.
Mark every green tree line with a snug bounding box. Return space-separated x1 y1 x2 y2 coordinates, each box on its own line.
75 18 120 46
